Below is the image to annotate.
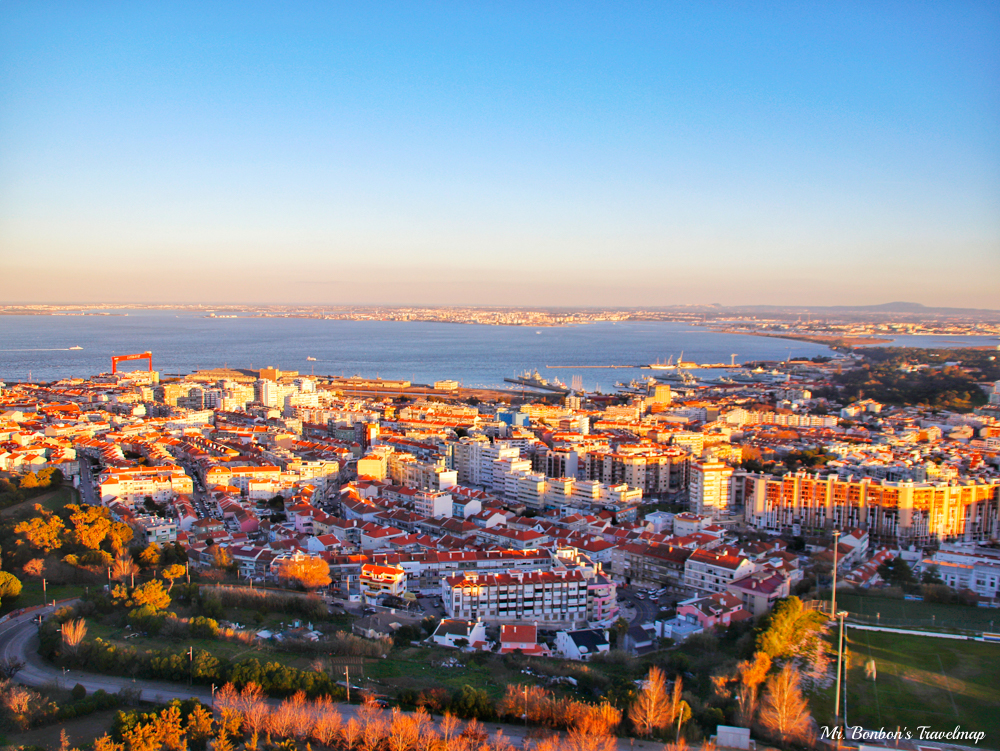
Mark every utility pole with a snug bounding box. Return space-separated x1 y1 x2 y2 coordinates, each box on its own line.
345 666 350 702
42 578 46 600
833 611 847 737
524 685 528 727
831 529 841 617
189 646 194 686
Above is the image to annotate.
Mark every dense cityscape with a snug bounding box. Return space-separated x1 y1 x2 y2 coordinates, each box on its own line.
0 337 997 749
4 0 998 749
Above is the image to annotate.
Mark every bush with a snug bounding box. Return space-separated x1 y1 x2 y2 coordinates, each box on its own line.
0 572 22 601
71 683 86 701
201 585 327 620
189 616 220 639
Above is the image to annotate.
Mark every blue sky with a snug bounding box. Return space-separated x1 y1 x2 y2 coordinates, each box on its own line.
1 2 998 307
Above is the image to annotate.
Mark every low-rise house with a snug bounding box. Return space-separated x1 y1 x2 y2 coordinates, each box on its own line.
554 628 609 661
431 619 488 650
677 591 749 629
726 571 791 617
499 624 549 656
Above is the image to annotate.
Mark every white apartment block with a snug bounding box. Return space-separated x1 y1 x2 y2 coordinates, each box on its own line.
413 490 453 518
443 568 592 627
99 466 193 506
689 460 734 517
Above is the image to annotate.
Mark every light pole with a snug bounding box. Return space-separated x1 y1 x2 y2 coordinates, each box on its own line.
831 529 841 617
833 610 847 734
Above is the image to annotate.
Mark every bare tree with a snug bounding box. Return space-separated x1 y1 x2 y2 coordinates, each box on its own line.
758 663 813 747
341 717 363 751
440 712 461 744
0 656 25 678
111 553 139 582
735 651 771 728
61 619 88 656
628 666 672 737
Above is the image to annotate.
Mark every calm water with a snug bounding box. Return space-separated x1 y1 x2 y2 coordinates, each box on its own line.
2 311 993 390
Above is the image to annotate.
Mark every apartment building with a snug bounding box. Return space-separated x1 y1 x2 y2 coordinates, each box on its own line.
684 549 754 594
689 460 734 517
443 568 600 627
98 465 193 505
360 563 408 603
740 471 1000 546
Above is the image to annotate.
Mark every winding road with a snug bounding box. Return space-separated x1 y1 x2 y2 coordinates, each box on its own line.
0 603 668 750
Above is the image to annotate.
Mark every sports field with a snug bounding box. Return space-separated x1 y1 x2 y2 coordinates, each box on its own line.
837 592 999 633
827 629 1000 749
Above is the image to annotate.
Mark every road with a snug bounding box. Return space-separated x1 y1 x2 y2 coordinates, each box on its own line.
0 603 668 750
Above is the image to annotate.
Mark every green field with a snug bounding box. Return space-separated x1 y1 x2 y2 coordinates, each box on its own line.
811 629 1000 749
0 580 86 615
837 592 1000 633
0 485 79 519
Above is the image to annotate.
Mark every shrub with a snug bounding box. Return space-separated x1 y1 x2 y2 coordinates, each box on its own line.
189 616 220 639
0 572 22 600
71 683 86 701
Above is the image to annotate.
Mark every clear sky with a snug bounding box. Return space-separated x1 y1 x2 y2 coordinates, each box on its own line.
1 2 998 308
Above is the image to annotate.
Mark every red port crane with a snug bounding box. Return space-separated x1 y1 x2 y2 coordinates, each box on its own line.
111 351 152 374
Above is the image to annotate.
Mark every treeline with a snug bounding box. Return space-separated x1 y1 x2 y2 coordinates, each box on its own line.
98 687 645 751
201 584 329 620
831 353 990 412
0 676 130 733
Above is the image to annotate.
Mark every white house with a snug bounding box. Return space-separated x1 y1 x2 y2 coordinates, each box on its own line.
554 628 610 661
431 619 488 650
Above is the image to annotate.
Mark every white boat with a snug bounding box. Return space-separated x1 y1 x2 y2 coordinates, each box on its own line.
306 356 317 361
69 346 83 350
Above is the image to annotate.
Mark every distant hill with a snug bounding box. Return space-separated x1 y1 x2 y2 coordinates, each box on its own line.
717 302 1000 316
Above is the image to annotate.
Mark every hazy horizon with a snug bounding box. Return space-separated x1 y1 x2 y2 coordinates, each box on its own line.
2 3 998 308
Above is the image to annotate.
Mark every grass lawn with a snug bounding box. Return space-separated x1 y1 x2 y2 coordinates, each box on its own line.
363 647 524 699
809 628 1000 749
0 485 79 518
83 619 319 670
837 592 1000 633
0 579 87 615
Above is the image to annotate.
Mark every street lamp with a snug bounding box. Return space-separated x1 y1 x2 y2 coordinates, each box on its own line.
831 530 841 617
833 610 848 734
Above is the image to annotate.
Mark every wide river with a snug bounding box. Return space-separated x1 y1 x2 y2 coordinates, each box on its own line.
1 311 996 391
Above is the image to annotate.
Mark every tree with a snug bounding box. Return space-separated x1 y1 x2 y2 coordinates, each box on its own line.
734 651 771 727
138 543 161 568
0 571 23 600
162 563 186 591
129 580 171 611
921 564 944 585
756 597 826 659
107 521 134 554
61 619 88 656
610 616 629 648
67 504 113 550
758 664 813 747
111 553 140 582
275 554 332 590
22 558 45 577
185 704 214 750
628 666 672 737
211 544 235 571
14 509 65 554
877 558 917 589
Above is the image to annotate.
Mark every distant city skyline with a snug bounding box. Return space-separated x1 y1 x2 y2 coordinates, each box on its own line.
2 2 998 308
